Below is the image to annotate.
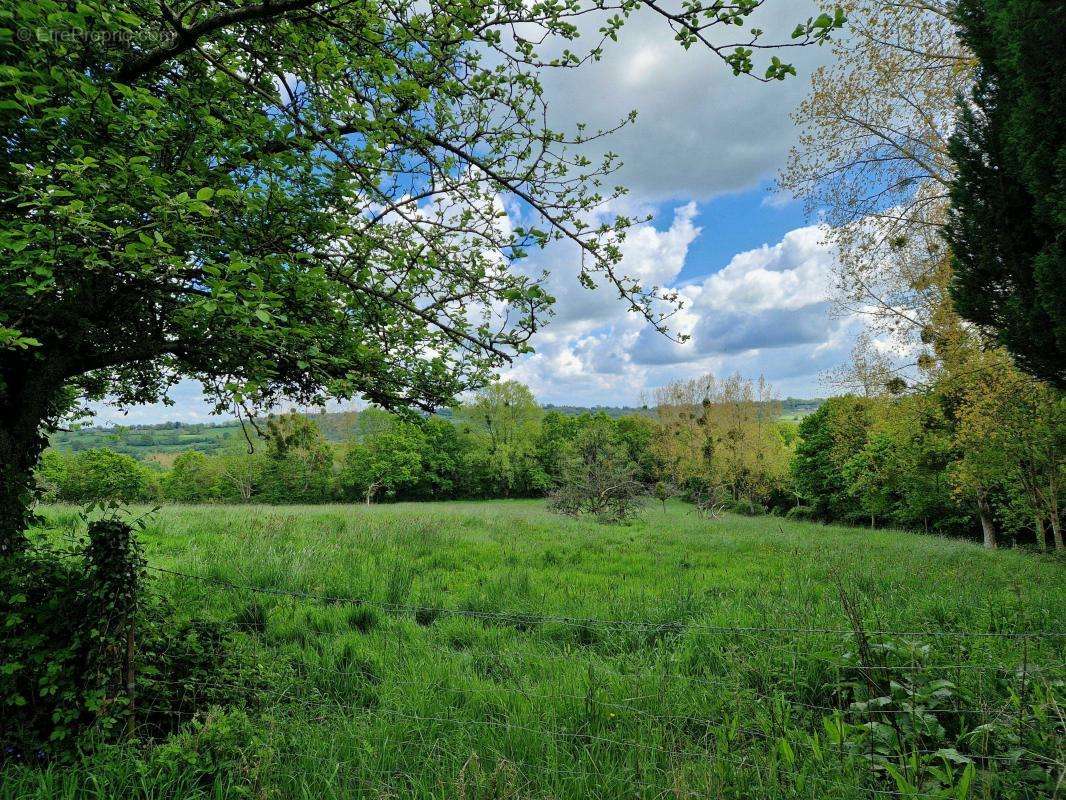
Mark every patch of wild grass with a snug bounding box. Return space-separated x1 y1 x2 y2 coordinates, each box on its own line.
9 501 1063 799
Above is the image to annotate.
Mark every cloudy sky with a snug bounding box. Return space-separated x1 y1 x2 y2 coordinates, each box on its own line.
93 3 858 425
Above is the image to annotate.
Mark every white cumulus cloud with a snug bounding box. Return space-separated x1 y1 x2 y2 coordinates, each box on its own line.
504 222 860 404
536 1 835 202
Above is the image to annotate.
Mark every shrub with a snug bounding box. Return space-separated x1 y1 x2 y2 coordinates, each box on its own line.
722 498 769 516
823 636 1060 796
1 542 91 757
135 611 259 740
785 505 816 521
689 484 729 519
54 449 155 504
548 418 644 523
0 519 254 760
146 707 270 791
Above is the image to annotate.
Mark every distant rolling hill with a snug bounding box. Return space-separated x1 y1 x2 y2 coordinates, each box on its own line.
49 398 823 462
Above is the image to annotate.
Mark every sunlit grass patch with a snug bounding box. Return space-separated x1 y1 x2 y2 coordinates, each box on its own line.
11 500 1064 799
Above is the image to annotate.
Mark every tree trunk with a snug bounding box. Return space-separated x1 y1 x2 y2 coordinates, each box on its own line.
977 494 996 549
0 355 68 556
0 435 39 556
1034 515 1047 551
1047 478 1063 551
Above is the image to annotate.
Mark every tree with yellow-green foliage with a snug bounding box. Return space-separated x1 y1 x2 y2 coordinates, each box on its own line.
948 352 1064 550
457 381 546 497
654 373 792 510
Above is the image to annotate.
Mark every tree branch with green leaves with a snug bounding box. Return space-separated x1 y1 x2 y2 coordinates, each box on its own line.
0 0 843 551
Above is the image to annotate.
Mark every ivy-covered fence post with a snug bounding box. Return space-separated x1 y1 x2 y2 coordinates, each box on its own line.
85 518 145 739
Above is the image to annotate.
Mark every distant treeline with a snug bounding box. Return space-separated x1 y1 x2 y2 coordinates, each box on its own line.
37 375 1061 549
38 387 662 507
48 398 824 458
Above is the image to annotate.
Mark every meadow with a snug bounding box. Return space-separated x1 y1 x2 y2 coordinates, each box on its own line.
5 500 1064 799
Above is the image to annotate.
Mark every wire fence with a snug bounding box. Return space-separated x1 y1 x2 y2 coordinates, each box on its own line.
134 563 1066 799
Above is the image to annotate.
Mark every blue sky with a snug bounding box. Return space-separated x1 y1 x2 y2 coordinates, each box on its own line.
671 184 811 285
90 2 859 425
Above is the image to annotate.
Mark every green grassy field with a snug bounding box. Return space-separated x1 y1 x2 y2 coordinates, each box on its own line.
6 501 1065 799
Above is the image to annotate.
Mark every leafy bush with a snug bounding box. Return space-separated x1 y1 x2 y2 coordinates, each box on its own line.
1 542 91 757
721 498 769 516
146 707 270 791
823 592 1063 797
548 418 644 523
50 449 156 504
822 637 1062 797
135 611 259 740
0 519 254 761
785 505 816 521
688 484 729 519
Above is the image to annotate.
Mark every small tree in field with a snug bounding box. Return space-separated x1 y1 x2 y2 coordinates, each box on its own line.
549 419 643 524
653 481 672 512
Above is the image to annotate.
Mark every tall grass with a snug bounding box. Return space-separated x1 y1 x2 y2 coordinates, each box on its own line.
6 500 1063 799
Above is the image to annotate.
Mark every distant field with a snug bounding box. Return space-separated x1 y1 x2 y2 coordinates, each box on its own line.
10 501 1063 799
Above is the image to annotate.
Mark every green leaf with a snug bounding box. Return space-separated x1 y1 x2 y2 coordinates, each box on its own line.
936 748 973 765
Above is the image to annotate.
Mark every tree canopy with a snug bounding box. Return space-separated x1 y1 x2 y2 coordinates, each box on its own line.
780 0 969 377
0 0 843 551
945 0 1065 387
